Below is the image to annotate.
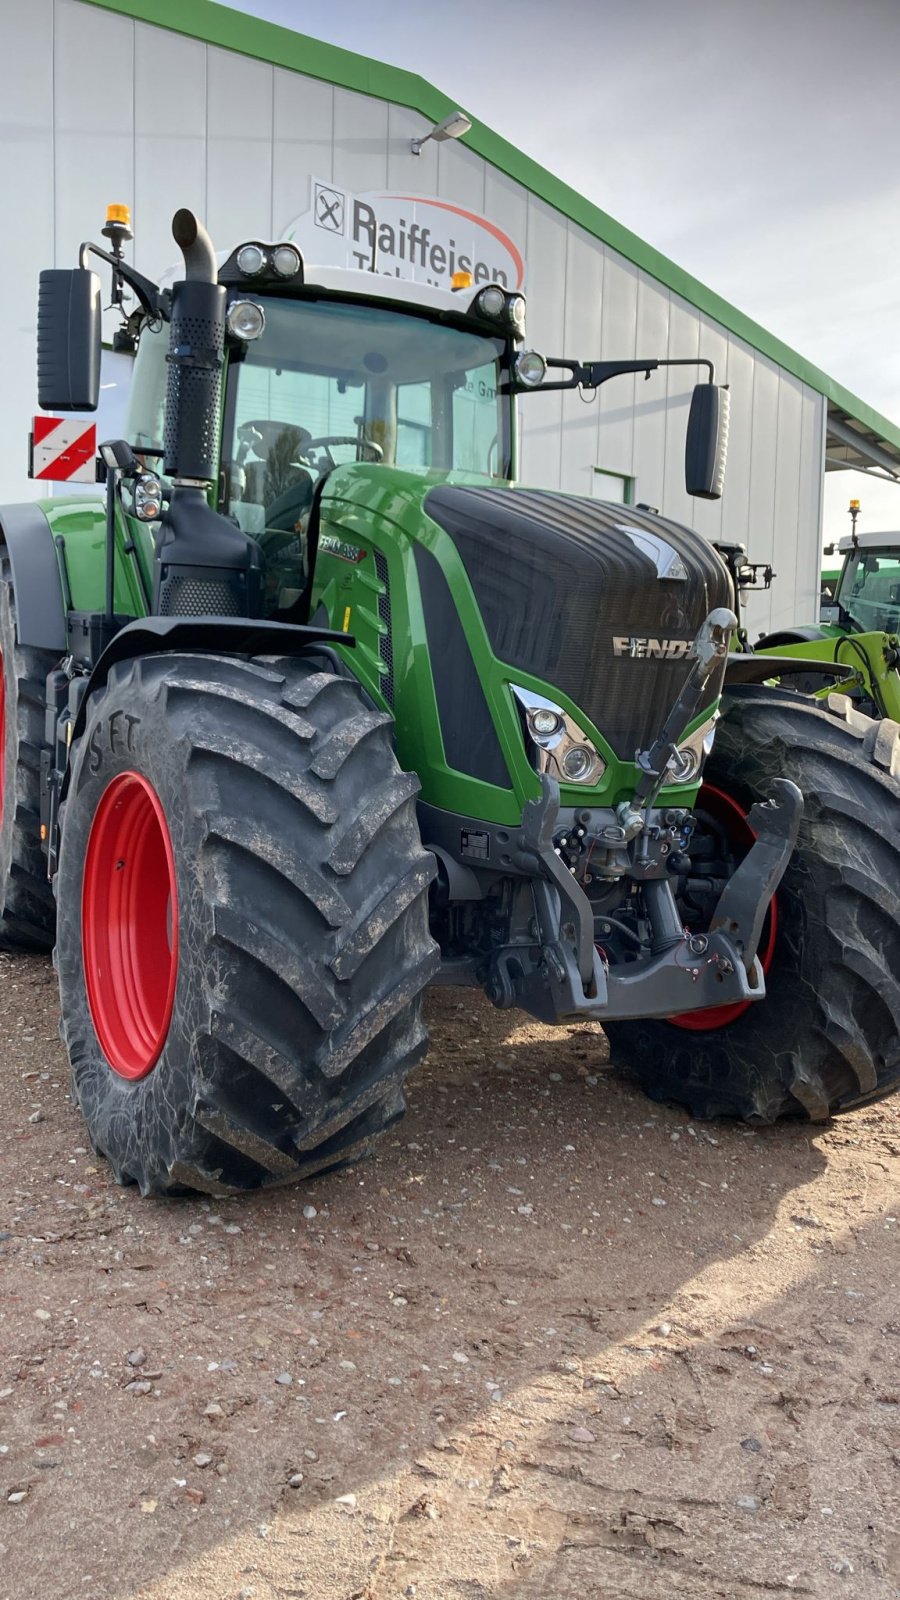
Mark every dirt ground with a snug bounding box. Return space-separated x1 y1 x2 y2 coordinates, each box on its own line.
1 950 899 1600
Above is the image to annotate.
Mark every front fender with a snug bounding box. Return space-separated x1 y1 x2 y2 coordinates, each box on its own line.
67 615 354 748
724 652 854 686
0 501 67 650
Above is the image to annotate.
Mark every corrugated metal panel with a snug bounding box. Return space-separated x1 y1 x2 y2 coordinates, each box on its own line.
54 0 135 300
559 224 604 501
1 0 54 498
0 0 831 630
436 137 485 214
689 316 730 547
661 295 700 528
596 252 639 483
519 197 567 490
332 86 388 193
206 47 273 246
631 274 671 514
135 24 207 281
768 374 805 632
721 339 756 552
273 68 334 228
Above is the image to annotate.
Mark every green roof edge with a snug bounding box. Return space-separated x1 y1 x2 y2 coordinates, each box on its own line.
81 0 900 455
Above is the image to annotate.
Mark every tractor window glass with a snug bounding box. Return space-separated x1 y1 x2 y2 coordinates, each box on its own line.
839 548 900 633
452 360 500 474
219 296 508 616
221 296 507 497
396 381 432 468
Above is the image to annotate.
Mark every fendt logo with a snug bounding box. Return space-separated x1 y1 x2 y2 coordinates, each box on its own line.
613 636 693 659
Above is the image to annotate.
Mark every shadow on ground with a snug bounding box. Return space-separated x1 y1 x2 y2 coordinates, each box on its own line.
2 966 898 1599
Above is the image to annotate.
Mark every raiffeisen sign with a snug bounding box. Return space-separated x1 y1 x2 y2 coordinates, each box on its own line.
284 180 526 290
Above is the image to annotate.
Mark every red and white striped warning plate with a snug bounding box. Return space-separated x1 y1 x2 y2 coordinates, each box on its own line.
32 416 97 483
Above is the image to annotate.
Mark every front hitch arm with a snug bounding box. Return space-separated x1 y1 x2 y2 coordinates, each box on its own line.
709 778 803 974
521 774 598 988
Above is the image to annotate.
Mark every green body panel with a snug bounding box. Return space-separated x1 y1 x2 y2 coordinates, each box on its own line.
756 630 900 721
40 497 151 620
310 463 708 821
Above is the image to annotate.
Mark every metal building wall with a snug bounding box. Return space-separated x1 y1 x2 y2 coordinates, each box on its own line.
1 0 825 632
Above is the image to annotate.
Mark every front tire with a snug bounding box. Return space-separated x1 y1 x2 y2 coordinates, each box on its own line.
0 554 56 950
605 686 900 1123
56 651 439 1194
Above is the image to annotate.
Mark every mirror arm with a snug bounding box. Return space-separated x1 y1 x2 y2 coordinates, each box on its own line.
78 241 165 324
521 354 716 395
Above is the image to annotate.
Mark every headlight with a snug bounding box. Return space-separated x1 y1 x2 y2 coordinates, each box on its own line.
477 285 506 318
226 299 266 341
236 244 266 277
133 472 162 522
271 244 301 278
561 746 595 782
512 685 605 786
515 350 546 388
529 707 562 737
666 710 719 784
508 294 526 326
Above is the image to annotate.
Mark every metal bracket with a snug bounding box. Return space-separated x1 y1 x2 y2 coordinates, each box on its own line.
710 778 803 973
520 774 598 987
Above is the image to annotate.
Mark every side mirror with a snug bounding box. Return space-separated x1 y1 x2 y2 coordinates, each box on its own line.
685 382 729 499
37 269 102 412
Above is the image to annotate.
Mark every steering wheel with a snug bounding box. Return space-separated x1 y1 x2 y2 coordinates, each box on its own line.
301 435 383 469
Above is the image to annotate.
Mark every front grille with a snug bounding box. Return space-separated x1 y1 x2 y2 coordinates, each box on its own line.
373 548 394 705
424 486 733 758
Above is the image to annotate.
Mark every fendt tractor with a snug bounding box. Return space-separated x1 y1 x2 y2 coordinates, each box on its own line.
1 205 898 1196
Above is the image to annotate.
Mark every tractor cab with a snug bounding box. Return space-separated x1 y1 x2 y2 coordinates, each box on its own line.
823 531 900 636
124 242 539 616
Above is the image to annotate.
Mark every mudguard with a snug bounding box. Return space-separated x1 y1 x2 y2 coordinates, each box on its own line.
67 615 355 746
724 653 853 686
0 502 67 651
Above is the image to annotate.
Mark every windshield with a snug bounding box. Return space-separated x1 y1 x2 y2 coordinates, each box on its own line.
837 546 900 633
220 296 509 537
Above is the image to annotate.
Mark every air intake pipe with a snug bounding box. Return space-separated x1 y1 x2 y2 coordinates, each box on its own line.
163 209 226 485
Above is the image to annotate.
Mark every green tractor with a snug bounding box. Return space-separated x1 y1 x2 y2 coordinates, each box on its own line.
753 533 900 722
2 206 898 1196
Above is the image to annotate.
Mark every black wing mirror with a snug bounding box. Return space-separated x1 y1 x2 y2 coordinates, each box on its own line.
685 383 729 499
37 268 102 412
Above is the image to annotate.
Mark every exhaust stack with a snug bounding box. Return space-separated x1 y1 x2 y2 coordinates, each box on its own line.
155 210 261 619
164 209 226 486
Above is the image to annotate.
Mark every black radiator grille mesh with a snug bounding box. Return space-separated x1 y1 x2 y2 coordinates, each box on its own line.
424 486 733 758
373 548 394 705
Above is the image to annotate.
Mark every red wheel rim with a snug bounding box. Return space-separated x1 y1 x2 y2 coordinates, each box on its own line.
667 782 779 1031
81 772 179 1079
0 648 6 829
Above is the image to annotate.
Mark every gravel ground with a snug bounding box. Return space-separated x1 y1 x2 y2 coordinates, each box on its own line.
1 948 900 1600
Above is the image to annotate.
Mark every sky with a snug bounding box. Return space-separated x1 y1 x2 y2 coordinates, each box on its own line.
231 0 900 545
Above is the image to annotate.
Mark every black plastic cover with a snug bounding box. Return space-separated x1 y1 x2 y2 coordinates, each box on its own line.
424 486 734 759
153 486 262 616
413 542 511 789
685 383 729 499
36 269 102 413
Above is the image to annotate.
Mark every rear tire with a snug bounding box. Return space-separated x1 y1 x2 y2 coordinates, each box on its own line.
55 651 439 1194
605 686 900 1122
0 554 56 950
